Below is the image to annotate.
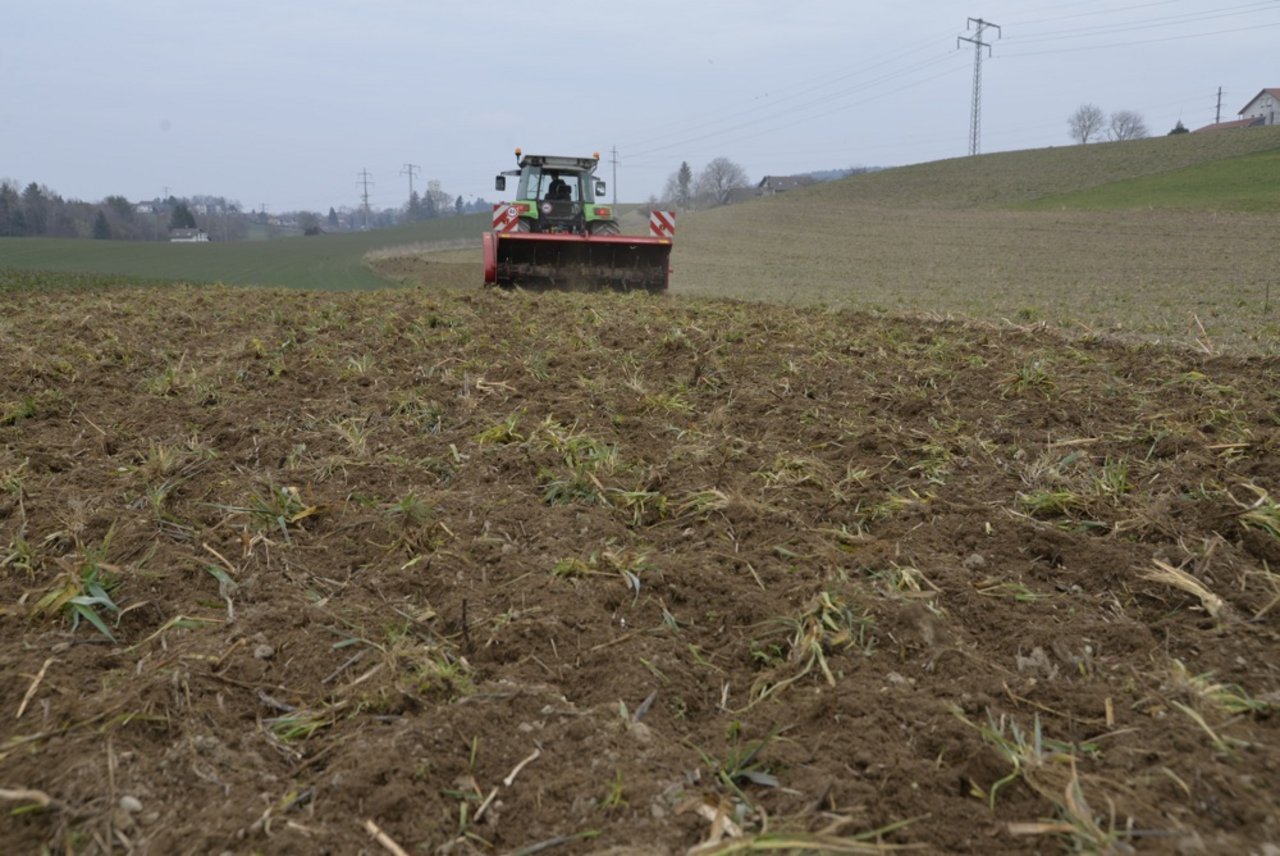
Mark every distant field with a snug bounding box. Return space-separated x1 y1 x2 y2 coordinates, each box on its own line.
0 214 488 290
663 128 1280 354
5 130 1279 354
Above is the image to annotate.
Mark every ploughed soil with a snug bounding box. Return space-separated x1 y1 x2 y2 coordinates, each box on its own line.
1 285 1279 855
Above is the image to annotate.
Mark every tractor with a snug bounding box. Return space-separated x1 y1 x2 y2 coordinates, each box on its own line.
483 148 674 292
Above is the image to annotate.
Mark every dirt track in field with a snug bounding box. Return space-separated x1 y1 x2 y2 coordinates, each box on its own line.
2 285 1279 854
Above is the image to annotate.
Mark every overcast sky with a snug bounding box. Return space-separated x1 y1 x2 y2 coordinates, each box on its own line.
5 0 1277 213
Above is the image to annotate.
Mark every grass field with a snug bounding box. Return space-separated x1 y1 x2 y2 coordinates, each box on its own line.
1022 147 1280 213
665 127 1280 353
0 213 488 290
803 125 1280 208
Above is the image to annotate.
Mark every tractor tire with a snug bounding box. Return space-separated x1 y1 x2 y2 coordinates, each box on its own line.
517 218 533 232
590 221 621 236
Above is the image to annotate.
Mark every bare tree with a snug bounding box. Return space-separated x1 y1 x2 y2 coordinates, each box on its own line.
1068 104 1105 144
694 157 750 208
1108 110 1149 141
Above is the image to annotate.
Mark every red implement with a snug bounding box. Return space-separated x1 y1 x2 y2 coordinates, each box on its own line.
483 231 673 293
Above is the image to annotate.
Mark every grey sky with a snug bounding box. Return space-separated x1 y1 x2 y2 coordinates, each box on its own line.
5 0 1277 213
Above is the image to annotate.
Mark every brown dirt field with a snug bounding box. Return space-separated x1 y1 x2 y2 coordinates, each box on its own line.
2 285 1279 854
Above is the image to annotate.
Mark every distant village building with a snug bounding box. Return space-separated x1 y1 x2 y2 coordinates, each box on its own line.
756 175 815 195
1194 87 1278 132
1194 117 1265 133
1239 88 1280 126
169 228 209 243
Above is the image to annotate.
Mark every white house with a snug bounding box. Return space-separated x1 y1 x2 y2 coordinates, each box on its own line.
1239 88 1280 126
169 228 210 243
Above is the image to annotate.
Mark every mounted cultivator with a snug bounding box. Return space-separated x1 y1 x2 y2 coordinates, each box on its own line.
482 149 675 293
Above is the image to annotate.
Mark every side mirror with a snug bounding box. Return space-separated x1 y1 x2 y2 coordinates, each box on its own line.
495 176 507 192
595 180 606 197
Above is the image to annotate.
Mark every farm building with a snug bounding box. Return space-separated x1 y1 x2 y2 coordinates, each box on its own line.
756 175 815 195
169 228 209 243
1194 88 1279 132
1239 87 1280 126
1194 117 1265 133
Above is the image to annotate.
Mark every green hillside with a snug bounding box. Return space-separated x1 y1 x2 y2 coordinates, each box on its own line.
805 125 1280 208
1022 147 1280 213
665 128 1279 352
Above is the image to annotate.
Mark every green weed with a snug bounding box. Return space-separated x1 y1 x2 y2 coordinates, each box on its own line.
1002 359 1055 397
1238 484 1280 540
32 532 122 641
474 411 525 445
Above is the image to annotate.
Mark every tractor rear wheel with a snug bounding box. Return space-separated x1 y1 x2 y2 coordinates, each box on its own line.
590 221 621 236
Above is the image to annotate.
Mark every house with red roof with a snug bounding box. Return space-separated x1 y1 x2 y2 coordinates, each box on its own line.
1194 88 1278 132
1239 88 1280 126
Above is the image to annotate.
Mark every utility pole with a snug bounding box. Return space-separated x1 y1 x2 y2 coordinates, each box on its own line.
357 169 374 230
609 146 618 206
400 163 420 200
1216 86 1223 124
958 17 1001 156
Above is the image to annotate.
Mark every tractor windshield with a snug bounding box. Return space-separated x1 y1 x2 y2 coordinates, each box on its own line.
520 168 593 204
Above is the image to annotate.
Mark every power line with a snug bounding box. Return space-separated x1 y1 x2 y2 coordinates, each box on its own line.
623 50 963 161
1007 0 1183 28
620 28 958 153
1000 19 1280 56
621 58 969 170
958 17 1001 156
1003 1 1277 45
620 0 1274 166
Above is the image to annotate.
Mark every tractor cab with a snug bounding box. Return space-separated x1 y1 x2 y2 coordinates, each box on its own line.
495 151 609 234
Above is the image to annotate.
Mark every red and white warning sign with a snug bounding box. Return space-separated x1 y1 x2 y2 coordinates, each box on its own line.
491 204 521 232
649 210 676 240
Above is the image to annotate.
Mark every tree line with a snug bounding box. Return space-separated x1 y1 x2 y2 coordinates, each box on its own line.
0 181 250 241
651 157 751 211
1067 105 1151 144
0 176 498 241
646 157 879 212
